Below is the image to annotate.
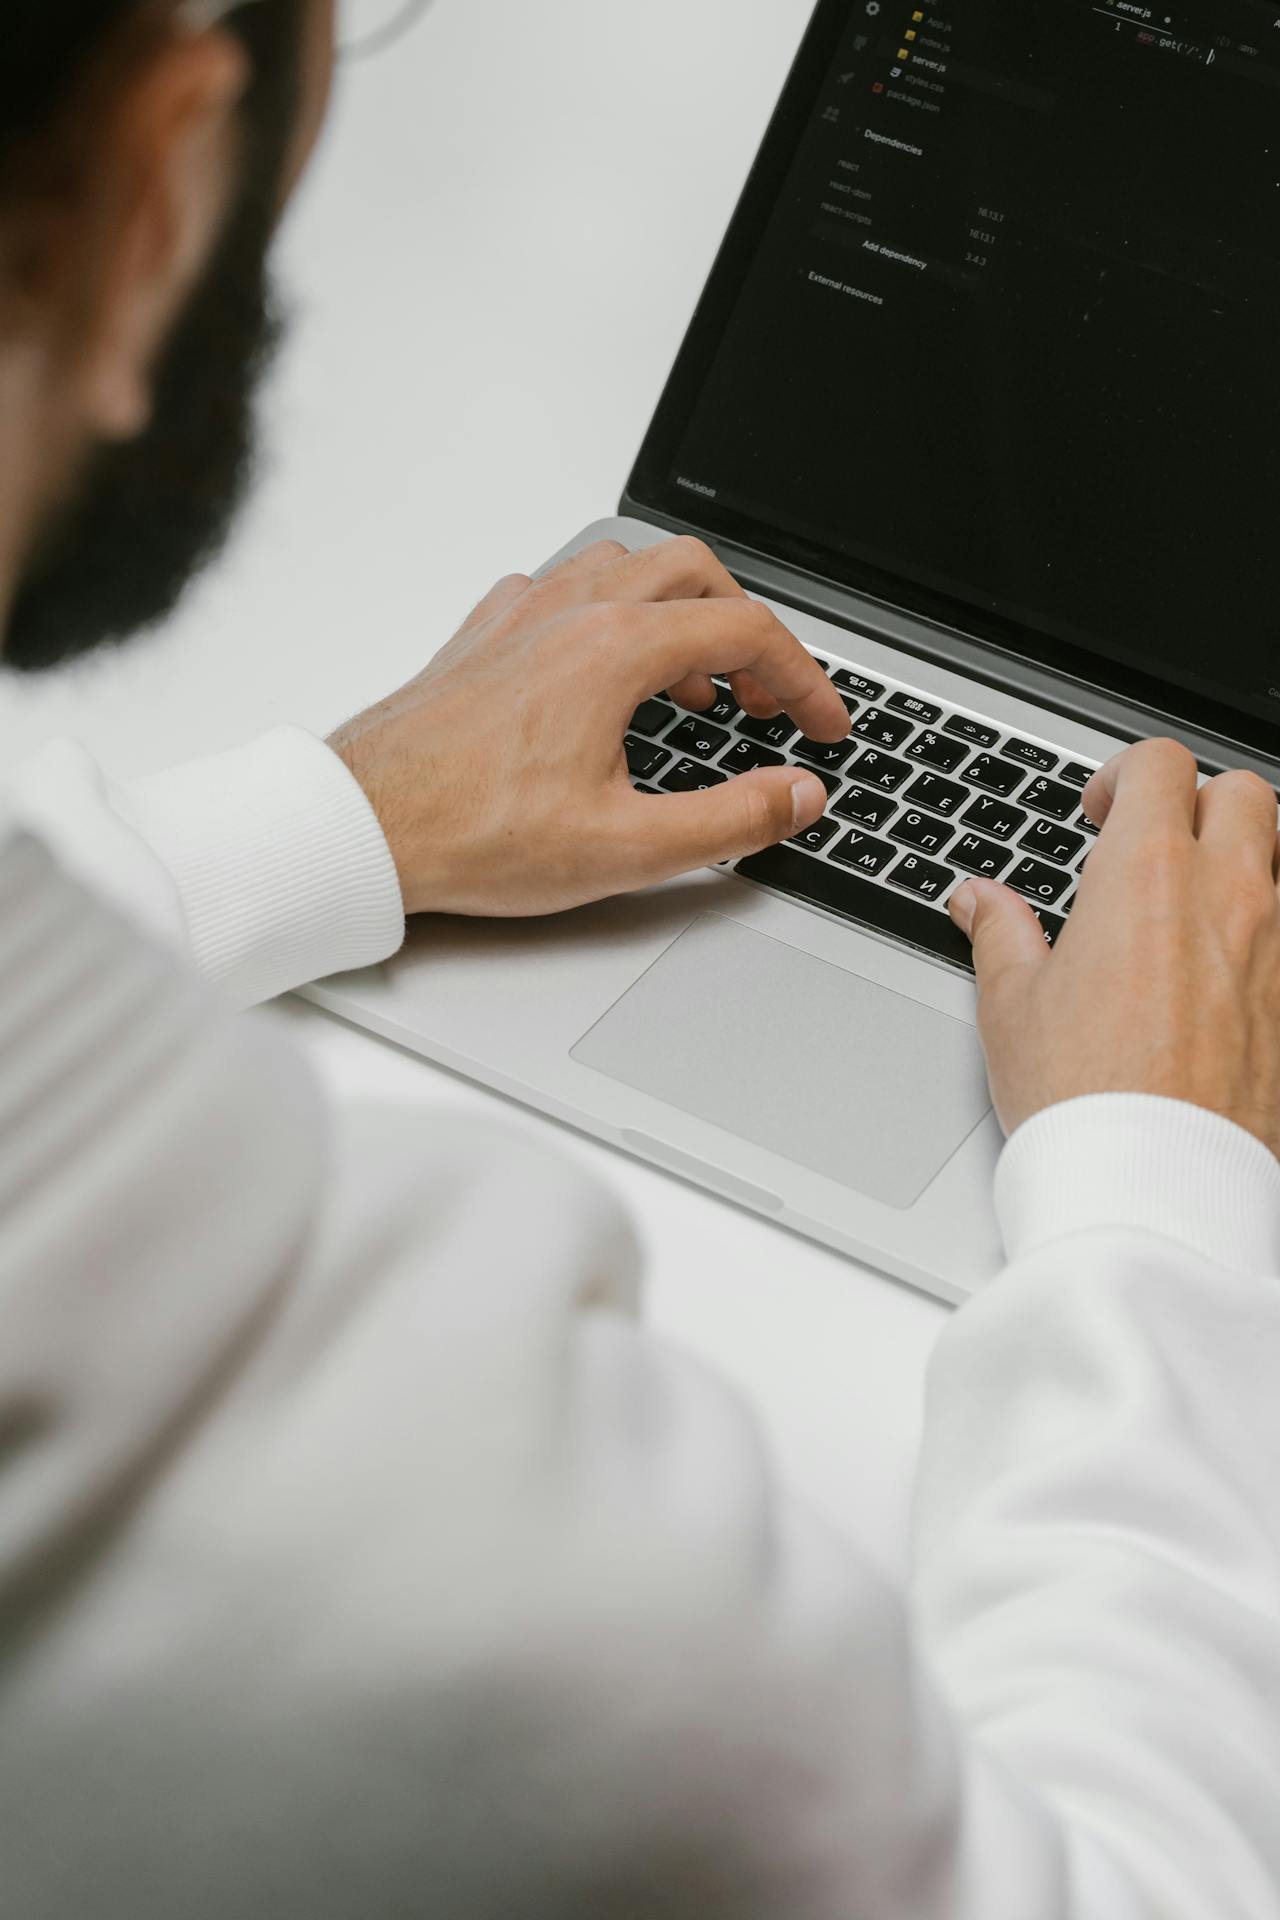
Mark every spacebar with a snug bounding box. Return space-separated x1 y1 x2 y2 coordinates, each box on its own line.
735 844 976 974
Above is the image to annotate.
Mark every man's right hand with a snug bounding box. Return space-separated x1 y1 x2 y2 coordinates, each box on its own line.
327 537 845 921
948 738 1280 1157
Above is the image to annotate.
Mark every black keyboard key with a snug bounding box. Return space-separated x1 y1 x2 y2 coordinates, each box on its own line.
1076 811 1101 836
961 794 1028 842
890 809 955 857
634 784 660 796
624 735 672 782
736 844 976 973
903 772 969 818
792 734 858 772
943 713 1000 750
738 712 798 750
1002 738 1058 774
851 708 916 751
704 687 741 726
1022 776 1080 822
963 753 1027 798
950 831 1013 879
809 656 829 671
1059 761 1094 788
831 669 885 703
906 730 970 774
1006 857 1072 906
809 768 845 801
630 698 676 738
666 715 731 761
790 815 841 855
659 758 728 794
1020 819 1086 866
849 749 913 793
833 786 899 831
1033 907 1067 948
887 853 954 903
886 691 942 725
830 829 898 878
720 738 786 775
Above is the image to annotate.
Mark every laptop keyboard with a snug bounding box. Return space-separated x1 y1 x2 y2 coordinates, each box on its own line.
626 650 1102 975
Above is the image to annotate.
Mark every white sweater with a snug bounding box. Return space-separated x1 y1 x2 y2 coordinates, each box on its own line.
3 725 1280 1920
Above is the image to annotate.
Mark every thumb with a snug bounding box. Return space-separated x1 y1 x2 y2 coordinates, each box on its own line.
630 767 828 881
949 877 1051 989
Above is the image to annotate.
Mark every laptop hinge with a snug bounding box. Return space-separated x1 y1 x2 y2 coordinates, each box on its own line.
618 493 1280 785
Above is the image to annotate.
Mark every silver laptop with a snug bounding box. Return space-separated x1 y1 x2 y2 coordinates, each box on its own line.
304 1 1280 1306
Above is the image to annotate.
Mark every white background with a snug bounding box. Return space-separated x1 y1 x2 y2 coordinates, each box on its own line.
0 0 948 1576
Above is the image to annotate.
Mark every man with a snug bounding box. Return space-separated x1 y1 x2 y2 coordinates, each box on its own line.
3 4 1280 1917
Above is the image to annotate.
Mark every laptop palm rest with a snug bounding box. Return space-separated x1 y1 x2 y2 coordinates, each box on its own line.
570 915 991 1211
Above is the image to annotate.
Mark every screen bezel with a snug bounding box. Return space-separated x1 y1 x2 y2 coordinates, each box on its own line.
624 0 1280 762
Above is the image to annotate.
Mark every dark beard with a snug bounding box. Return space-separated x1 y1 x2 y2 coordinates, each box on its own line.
3 175 284 675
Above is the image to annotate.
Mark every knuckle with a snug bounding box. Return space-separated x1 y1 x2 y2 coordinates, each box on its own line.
1141 736 1198 778
1215 768 1276 813
741 599 777 640
1117 737 1191 797
669 534 717 577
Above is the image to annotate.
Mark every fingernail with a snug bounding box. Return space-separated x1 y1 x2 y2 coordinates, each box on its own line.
790 772 827 831
948 880 977 937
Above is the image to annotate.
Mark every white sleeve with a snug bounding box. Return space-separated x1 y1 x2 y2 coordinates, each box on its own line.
5 726 404 1006
4 824 1280 1919
913 1096 1280 1919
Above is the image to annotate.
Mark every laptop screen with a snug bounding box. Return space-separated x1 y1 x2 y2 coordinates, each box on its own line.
627 0 1280 755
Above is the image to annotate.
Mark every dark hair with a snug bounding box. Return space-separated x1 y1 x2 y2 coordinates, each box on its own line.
0 4 131 166
0 2 305 206
1 0 308 673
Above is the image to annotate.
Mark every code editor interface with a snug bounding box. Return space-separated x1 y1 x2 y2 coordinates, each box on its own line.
672 1 1280 724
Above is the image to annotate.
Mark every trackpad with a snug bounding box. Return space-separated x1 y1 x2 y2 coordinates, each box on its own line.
571 914 991 1210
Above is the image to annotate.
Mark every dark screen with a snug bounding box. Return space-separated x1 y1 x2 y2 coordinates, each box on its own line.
632 1 1280 747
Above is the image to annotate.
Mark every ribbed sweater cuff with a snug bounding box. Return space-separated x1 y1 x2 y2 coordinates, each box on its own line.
995 1094 1280 1275
122 728 405 1008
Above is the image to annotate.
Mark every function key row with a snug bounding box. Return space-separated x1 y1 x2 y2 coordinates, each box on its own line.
831 668 885 703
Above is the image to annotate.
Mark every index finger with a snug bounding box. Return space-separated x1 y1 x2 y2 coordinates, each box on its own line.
1079 738 1199 843
631 598 849 742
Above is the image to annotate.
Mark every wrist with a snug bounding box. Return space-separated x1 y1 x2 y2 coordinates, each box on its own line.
326 733 430 917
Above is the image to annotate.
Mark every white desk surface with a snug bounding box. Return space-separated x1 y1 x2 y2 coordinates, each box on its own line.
0 0 949 1579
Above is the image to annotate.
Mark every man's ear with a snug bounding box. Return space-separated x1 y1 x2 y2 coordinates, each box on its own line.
65 23 251 442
